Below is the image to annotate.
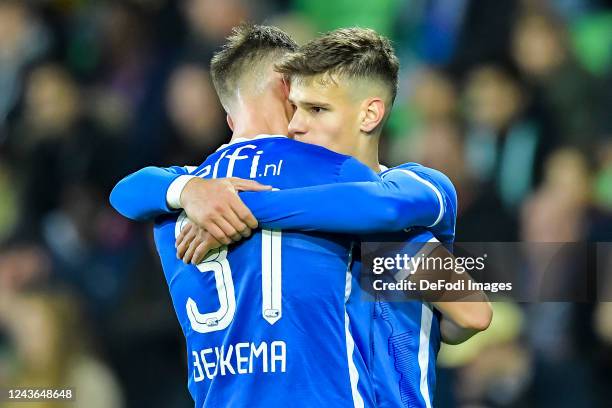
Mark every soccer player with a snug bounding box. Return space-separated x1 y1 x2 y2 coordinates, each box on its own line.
249 29 492 407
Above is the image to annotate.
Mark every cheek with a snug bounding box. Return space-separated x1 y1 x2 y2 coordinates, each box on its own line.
331 120 347 137
327 115 353 142
314 114 340 135
313 118 340 143
296 114 343 147
296 131 327 147
295 121 329 147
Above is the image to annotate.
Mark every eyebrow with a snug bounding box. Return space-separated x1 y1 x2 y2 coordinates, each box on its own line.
288 98 331 108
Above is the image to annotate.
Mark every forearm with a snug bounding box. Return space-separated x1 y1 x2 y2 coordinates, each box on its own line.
405 245 493 341
434 299 492 344
439 314 482 345
110 166 192 221
240 178 441 233
429 270 492 336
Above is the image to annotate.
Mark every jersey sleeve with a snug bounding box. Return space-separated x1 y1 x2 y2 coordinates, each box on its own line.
384 163 458 229
240 160 455 233
237 157 376 231
109 165 193 221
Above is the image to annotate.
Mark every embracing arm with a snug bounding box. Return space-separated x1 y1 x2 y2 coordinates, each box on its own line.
110 164 268 246
409 243 492 344
109 166 195 221
439 312 491 345
240 162 454 233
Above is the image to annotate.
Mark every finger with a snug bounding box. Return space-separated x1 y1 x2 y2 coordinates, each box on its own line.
191 242 209 265
216 217 240 242
176 222 192 244
228 177 273 192
177 233 195 260
176 223 194 246
175 222 193 252
182 238 199 264
223 209 251 238
230 199 258 230
207 221 232 245
183 229 209 263
191 237 223 265
176 228 197 259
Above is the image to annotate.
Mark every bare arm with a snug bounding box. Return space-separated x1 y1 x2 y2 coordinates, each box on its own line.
409 245 493 344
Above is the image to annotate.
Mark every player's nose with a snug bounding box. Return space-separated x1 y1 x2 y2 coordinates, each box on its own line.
288 113 306 137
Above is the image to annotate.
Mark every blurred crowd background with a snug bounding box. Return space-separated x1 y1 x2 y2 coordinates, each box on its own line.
0 0 611 407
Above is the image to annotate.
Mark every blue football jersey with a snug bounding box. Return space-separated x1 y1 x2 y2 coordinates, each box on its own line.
370 163 457 408
153 136 379 408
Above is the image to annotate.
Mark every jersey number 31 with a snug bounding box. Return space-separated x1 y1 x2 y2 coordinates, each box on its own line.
176 213 282 333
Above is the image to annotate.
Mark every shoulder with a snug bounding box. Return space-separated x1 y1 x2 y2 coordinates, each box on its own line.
262 137 352 160
384 163 456 199
338 157 380 182
260 138 374 180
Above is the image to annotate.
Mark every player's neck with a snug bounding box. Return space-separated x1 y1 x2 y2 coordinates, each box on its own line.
359 152 382 174
230 127 268 141
230 107 288 142
352 134 382 173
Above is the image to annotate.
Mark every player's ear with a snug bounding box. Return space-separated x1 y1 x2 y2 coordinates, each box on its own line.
360 97 386 133
226 114 234 131
281 75 290 99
